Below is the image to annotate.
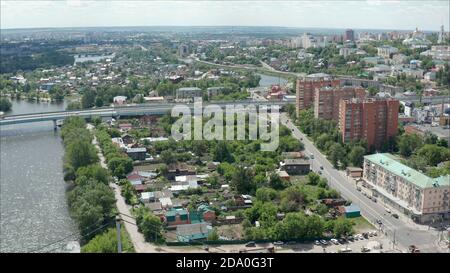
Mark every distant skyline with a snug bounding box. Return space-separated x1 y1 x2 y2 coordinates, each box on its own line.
1 0 449 31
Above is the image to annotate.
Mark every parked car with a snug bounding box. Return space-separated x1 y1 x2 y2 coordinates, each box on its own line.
315 240 321 246
385 208 391 214
320 239 328 245
318 171 322 175
361 246 371 253
340 247 352 253
330 238 339 245
376 219 382 225
338 238 346 244
362 232 369 239
347 235 354 241
273 241 284 246
245 241 256 247
372 198 377 203
320 166 324 170
392 213 399 219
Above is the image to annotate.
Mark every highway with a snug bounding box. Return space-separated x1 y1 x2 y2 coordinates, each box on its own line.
280 113 445 253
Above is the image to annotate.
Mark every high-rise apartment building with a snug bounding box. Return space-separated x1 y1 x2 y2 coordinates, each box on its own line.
339 98 399 149
295 74 340 116
314 86 366 121
344 29 355 41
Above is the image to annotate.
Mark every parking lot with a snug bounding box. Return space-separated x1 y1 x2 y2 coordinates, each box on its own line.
276 233 393 253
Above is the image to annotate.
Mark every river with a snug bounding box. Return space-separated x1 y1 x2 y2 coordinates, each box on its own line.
257 73 288 87
0 99 79 253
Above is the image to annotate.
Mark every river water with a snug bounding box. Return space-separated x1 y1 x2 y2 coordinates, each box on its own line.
257 73 288 87
0 99 79 253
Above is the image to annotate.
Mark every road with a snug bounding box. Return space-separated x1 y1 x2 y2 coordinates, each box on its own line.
280 113 446 253
182 56 304 78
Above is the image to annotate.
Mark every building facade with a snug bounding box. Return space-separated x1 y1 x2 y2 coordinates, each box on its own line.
313 86 366 121
339 98 399 149
295 74 340 116
176 87 203 100
363 153 450 223
344 29 355 42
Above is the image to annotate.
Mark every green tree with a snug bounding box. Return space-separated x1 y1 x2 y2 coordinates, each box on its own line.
107 157 133 178
65 139 98 170
348 146 366 167
231 165 254 194
416 144 450 166
0 98 12 112
213 141 233 163
81 228 134 253
207 228 220 241
397 134 423 157
333 217 354 237
328 143 346 168
255 187 278 202
160 150 176 165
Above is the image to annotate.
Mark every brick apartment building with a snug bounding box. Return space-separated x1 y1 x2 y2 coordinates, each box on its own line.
295 74 340 116
363 153 449 223
314 86 366 121
339 98 399 149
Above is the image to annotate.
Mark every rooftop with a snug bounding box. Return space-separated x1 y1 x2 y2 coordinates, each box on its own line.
364 153 450 189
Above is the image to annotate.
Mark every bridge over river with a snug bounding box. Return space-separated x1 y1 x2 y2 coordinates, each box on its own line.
0 101 289 126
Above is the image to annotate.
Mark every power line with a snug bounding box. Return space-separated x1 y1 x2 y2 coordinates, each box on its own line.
26 218 114 253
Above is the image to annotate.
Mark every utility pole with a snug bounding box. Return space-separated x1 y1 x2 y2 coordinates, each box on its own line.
116 216 122 253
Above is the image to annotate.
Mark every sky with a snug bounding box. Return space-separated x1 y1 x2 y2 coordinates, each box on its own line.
1 0 449 31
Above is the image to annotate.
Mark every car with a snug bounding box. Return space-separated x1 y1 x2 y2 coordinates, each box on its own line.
320 239 328 245
300 137 303 141
315 240 321 246
291 128 294 132
356 187 362 191
385 208 391 214
372 198 377 203
338 238 347 244
362 233 369 239
273 241 284 246
367 196 372 200
340 247 352 253
330 239 339 245
320 166 324 170
376 219 382 225
245 241 256 247
392 213 399 219
347 235 354 241
318 171 322 175
361 247 371 253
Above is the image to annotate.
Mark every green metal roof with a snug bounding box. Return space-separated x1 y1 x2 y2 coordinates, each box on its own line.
364 153 450 189
166 209 188 217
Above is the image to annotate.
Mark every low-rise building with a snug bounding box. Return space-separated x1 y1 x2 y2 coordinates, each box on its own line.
176 87 202 100
113 96 127 105
166 209 190 226
363 153 449 223
280 159 310 175
176 223 211 242
126 147 147 161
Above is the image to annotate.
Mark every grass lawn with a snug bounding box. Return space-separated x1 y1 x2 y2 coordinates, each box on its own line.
351 216 375 232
